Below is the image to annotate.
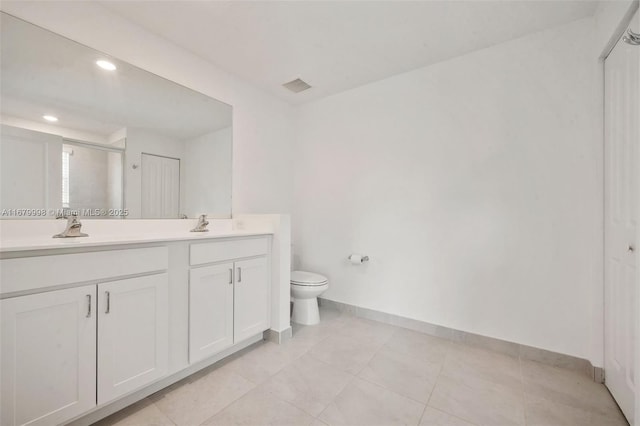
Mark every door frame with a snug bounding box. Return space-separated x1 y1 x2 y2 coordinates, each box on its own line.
601 3 640 425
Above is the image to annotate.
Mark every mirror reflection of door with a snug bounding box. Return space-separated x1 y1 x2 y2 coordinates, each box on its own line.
141 153 180 219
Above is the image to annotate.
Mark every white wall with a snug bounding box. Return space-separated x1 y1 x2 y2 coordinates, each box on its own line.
0 1 294 216
183 127 232 218
294 18 603 364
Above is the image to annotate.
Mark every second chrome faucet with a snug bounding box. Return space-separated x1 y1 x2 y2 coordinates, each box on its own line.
190 214 209 232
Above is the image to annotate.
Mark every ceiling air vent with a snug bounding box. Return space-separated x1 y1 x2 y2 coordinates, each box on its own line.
283 78 312 93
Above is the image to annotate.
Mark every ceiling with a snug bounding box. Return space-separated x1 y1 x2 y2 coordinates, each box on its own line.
99 0 599 105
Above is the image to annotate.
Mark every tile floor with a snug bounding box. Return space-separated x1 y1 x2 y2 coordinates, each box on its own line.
95 307 629 426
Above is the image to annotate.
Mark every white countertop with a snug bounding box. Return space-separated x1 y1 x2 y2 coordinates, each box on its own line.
0 231 270 253
0 230 272 253
0 217 280 253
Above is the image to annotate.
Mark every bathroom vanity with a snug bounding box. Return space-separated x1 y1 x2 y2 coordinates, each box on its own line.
0 229 276 426
0 11 292 426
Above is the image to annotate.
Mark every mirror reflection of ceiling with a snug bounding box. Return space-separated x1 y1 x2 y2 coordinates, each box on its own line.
0 13 232 145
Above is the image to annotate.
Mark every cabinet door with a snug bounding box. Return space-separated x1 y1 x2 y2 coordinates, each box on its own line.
97 273 169 404
1 286 96 426
234 257 270 343
189 263 234 363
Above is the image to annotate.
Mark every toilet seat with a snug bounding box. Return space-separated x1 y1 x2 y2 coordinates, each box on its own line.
291 270 328 286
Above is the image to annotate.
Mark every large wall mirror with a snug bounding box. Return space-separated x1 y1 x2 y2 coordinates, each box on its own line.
0 12 232 219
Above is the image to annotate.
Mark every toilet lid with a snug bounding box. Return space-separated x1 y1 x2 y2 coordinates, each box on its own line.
291 270 328 286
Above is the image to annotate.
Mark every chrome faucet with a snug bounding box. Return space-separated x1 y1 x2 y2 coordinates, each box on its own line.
53 214 88 238
190 214 209 232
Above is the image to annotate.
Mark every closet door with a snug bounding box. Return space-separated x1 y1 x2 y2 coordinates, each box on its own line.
604 9 639 425
141 153 180 218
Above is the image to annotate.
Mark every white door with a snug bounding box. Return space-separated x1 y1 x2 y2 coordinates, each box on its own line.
604 10 640 425
189 263 234 363
234 257 270 343
97 273 169 404
141 153 180 218
1 286 96 426
0 125 62 213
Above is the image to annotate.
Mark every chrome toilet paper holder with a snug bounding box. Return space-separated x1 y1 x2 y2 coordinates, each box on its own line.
348 254 370 263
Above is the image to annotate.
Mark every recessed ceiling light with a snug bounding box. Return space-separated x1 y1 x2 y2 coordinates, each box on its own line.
96 60 117 71
43 115 58 122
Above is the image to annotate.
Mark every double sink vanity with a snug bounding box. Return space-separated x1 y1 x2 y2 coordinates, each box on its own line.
0 11 292 426
0 220 281 426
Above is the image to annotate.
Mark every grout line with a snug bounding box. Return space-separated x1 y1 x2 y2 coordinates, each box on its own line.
314 373 359 423
422 342 448 410
416 404 429 426
518 356 529 426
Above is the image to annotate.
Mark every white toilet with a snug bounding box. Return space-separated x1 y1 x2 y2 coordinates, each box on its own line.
290 270 329 325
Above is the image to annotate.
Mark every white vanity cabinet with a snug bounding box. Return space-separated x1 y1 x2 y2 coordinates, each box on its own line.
0 233 274 426
189 237 270 364
0 286 97 426
233 257 270 342
0 246 170 426
97 274 169 404
189 263 235 362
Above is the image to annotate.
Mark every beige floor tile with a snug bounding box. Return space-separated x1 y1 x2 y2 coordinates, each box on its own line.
284 315 348 354
288 309 364 357
524 394 592 426
308 333 382 375
316 307 351 324
358 346 441 403
590 408 630 426
260 353 354 417
318 377 425 425
202 387 315 426
337 317 397 346
420 406 476 426
224 341 298 384
151 367 255 426
429 374 525 426
384 328 450 365
521 360 621 418
442 343 522 395
93 307 630 426
291 307 351 336
94 398 175 426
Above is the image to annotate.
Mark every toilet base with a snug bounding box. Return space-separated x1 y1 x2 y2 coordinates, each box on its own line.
292 297 320 325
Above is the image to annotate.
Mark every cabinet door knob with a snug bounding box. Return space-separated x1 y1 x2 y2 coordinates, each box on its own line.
86 294 92 318
628 245 635 252
229 268 233 285
237 267 242 283
105 291 111 314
